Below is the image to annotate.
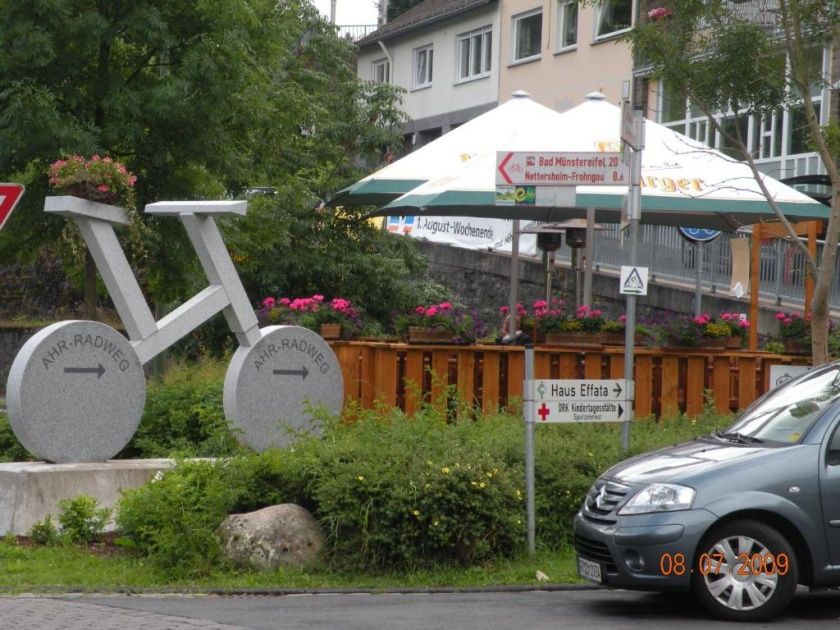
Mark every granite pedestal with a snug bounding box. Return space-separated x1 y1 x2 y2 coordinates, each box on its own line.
0 459 175 535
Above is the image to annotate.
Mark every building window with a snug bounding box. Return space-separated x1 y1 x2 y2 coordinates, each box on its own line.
457 26 492 82
595 0 632 38
556 0 578 50
413 45 434 89
373 58 390 84
513 9 542 62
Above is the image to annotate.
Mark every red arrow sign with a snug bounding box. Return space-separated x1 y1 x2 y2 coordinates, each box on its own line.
0 184 24 231
497 152 513 185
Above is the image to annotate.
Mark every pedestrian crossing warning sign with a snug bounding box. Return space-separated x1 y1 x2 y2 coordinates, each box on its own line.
620 265 648 295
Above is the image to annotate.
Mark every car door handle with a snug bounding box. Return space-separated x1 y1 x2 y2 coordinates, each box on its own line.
829 520 840 528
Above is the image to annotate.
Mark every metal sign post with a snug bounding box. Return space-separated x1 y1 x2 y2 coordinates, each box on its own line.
621 104 645 452
524 346 535 554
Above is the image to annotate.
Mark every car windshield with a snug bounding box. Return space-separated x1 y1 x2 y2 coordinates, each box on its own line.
722 365 840 444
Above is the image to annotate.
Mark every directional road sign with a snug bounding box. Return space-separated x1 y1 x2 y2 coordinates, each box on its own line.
526 379 632 424
496 151 628 187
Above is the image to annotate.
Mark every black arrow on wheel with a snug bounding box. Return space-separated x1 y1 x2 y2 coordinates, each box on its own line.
64 363 105 379
613 382 623 397
273 366 309 380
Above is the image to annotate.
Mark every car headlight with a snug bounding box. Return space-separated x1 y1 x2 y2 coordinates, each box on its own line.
618 483 695 515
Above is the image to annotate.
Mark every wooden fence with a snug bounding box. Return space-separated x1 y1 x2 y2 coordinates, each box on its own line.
330 342 812 417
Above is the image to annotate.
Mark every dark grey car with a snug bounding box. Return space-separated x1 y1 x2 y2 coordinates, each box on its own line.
573 361 840 621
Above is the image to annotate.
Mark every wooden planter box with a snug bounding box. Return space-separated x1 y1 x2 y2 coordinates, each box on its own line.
320 323 341 340
407 326 454 344
543 332 602 347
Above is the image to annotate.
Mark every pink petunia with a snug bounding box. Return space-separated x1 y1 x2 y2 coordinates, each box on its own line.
500 306 510 315
426 306 439 316
97 184 109 193
775 312 786 320
415 306 426 315
262 297 276 308
279 298 290 306
534 300 548 310
619 315 627 324
439 302 452 310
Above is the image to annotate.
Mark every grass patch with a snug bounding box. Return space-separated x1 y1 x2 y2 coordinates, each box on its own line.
0 540 580 592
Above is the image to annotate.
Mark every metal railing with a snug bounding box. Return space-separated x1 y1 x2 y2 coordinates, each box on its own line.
552 224 839 311
337 24 378 41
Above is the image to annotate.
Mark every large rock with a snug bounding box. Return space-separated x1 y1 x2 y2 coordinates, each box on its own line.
217 504 324 570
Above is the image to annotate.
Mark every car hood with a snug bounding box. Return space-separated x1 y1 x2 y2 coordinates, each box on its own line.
603 439 775 485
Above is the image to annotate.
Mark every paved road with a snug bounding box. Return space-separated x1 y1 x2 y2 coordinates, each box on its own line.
0 587 838 629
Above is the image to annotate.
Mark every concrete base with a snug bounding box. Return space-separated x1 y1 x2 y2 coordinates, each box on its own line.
0 459 175 535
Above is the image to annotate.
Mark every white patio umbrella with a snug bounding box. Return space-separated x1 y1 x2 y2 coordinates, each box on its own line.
330 91 570 206
377 93 829 229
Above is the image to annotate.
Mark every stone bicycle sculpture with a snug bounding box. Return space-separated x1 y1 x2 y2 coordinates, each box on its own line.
7 197 343 463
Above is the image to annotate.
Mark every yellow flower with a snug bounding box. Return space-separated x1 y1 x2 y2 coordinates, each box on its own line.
588 452 594 457
516 489 523 500
357 476 364 481
471 481 478 486
479 481 486 488
441 467 450 474
433 520 439 526
486 472 493 478
413 510 420 516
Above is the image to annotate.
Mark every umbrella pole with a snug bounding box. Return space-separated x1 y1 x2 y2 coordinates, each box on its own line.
694 242 703 317
508 220 520 337
584 207 595 307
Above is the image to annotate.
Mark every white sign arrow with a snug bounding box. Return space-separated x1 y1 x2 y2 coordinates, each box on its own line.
496 151 628 187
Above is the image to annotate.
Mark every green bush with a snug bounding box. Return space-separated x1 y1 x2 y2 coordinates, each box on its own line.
27 514 61 546
0 412 31 462
117 460 237 576
57 495 111 545
115 403 727 576
119 359 243 459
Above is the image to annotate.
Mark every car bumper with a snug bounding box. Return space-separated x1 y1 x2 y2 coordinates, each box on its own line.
573 507 718 591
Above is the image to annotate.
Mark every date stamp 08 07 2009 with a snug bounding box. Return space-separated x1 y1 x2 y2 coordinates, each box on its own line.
658 552 791 577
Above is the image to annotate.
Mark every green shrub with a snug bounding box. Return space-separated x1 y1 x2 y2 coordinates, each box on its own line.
115 403 727 575
57 495 111 545
0 412 32 462
27 514 61 546
119 359 243 459
117 460 237 576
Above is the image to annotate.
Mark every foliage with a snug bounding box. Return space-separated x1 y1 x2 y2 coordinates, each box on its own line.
57 495 111 545
49 155 137 206
395 301 486 343
115 399 727 576
625 0 840 363
0 412 32 462
658 313 731 346
763 340 786 354
566 305 605 333
118 359 243 459
259 294 362 339
117 460 235 577
532 298 566 334
0 0 407 307
225 196 425 328
720 312 750 338
774 310 811 342
27 514 61 546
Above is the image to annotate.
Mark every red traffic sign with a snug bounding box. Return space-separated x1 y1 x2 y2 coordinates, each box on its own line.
0 184 25 231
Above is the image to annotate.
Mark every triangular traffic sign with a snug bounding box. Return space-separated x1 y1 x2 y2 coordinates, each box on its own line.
0 184 25 231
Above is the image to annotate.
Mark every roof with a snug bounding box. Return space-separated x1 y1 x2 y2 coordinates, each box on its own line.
357 0 495 47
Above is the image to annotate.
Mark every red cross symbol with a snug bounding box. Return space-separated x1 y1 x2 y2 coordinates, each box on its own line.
537 403 550 422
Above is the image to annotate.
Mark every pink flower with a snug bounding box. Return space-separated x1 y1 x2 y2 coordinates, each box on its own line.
439 302 452 311
534 300 548 310
97 184 109 193
648 6 672 20
739 319 750 328
783 318 793 325
103 156 112 163
426 306 439 316
591 309 602 317
500 306 510 315
416 306 426 315
775 312 786 320
721 313 732 321
619 315 627 324
279 298 290 306
312 294 324 302
262 297 276 309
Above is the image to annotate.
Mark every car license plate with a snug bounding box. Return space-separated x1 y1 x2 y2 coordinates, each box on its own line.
577 557 602 583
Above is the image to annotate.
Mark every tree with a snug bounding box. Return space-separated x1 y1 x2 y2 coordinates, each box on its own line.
628 0 840 364
0 0 406 311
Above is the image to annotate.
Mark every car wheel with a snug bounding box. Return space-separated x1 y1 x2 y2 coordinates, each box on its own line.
691 519 798 622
